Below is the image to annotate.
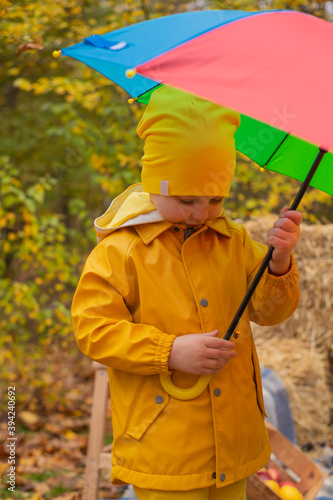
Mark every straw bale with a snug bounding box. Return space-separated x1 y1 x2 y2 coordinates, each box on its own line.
243 218 333 446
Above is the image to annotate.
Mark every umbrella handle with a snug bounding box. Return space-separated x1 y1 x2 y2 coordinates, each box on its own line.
159 330 240 399
159 373 212 400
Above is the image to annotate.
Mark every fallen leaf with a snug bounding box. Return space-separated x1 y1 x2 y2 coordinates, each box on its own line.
19 411 43 431
24 493 43 500
0 461 9 474
53 493 80 500
64 429 77 440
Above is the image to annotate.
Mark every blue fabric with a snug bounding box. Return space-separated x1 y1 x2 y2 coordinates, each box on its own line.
62 10 273 98
83 34 129 50
261 367 296 444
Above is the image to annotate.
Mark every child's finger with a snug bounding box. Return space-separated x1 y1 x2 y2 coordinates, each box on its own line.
207 348 237 360
280 206 290 216
205 337 235 349
272 217 300 234
202 329 219 337
279 209 303 225
203 358 230 372
283 210 302 224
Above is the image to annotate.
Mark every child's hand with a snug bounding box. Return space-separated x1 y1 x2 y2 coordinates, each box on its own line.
168 330 237 375
267 206 302 276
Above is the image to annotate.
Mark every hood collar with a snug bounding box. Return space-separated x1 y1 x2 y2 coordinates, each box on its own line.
94 184 160 243
135 216 231 245
94 183 231 244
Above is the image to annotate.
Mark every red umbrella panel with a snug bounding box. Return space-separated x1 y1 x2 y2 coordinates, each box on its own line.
136 10 333 155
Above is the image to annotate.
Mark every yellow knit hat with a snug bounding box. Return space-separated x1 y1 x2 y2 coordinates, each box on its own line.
137 86 240 197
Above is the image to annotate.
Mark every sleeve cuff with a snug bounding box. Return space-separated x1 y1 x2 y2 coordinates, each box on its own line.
154 334 176 374
266 254 298 285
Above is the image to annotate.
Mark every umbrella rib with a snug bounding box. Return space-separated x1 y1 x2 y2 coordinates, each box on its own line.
136 83 163 103
264 132 290 167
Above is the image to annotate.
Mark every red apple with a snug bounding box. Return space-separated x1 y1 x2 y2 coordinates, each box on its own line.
256 470 271 481
266 467 282 483
280 481 297 488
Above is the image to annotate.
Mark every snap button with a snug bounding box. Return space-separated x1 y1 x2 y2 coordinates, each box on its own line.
155 395 163 404
200 299 208 307
220 473 226 482
212 472 216 479
214 388 221 397
174 227 180 232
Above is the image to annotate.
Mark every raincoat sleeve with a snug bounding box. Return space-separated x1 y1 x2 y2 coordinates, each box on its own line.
71 235 175 375
244 228 300 326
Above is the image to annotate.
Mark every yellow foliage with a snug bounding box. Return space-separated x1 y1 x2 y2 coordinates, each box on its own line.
71 124 85 134
0 0 11 9
22 210 34 223
60 292 71 302
13 78 33 92
0 349 14 363
30 243 39 254
3 240 10 253
65 429 78 440
91 153 106 171
24 223 38 237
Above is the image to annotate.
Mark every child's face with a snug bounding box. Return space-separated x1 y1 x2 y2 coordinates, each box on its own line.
150 194 224 226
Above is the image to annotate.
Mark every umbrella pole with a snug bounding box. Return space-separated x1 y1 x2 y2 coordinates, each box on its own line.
224 147 327 341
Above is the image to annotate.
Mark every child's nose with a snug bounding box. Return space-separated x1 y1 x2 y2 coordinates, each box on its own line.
193 206 208 222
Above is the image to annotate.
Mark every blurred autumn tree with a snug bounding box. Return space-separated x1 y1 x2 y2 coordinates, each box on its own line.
0 0 332 411
0 0 147 410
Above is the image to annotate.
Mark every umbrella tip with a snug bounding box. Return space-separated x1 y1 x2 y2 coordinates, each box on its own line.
53 50 62 58
128 98 136 104
125 68 137 79
260 167 266 172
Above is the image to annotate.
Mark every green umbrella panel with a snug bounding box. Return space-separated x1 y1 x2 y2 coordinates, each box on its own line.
136 89 333 196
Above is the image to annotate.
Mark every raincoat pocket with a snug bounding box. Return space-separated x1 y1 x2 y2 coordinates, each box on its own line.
251 340 267 418
127 375 169 440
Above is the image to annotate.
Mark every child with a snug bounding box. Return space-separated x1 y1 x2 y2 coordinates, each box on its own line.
72 86 302 500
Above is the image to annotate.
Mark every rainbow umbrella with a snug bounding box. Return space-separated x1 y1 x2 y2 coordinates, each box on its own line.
58 10 333 399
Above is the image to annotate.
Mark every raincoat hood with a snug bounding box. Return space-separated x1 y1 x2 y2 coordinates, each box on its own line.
94 183 227 243
94 184 162 243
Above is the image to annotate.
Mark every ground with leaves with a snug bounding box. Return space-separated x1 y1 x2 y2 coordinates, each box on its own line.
1 333 331 500
0 345 120 500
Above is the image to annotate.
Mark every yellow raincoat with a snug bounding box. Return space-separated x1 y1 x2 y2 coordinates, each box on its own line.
71 184 299 491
